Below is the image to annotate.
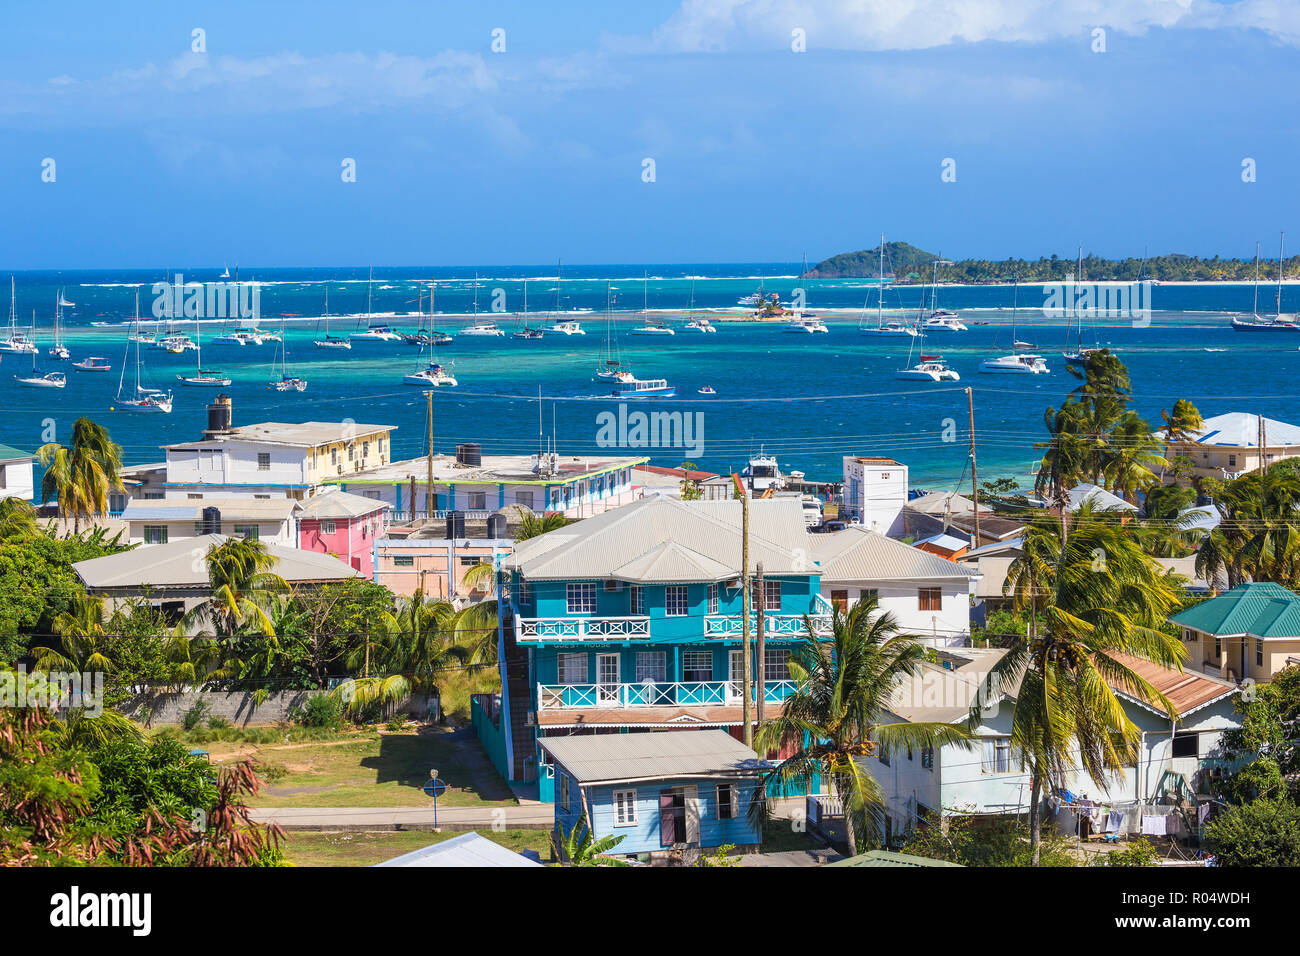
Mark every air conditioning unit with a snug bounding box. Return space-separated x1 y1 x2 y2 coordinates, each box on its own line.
604 580 624 592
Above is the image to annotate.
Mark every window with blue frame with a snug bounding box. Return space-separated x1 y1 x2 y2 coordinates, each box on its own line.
665 585 689 616
566 582 596 614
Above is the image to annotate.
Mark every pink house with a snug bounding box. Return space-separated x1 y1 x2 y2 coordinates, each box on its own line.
297 490 390 578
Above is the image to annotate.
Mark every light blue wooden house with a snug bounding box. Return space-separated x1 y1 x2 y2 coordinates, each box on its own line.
539 730 765 861
471 495 834 802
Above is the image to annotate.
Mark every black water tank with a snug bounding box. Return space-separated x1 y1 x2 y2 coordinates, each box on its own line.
445 511 466 539
487 513 507 539
201 506 221 535
456 442 482 466
206 394 232 435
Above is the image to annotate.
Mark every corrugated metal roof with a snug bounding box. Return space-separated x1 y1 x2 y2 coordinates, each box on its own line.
908 491 989 516
1169 581 1300 638
1187 412 1300 449
506 496 815 581
121 498 299 521
297 490 391 519
827 850 963 867
811 526 976 583
374 831 542 868
74 534 360 589
1067 483 1136 512
1107 652 1238 717
0 443 34 461
538 729 763 783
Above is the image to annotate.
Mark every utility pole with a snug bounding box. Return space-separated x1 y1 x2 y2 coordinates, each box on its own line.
408 475 417 522
425 390 434 520
755 561 765 726
1259 412 1267 475
967 387 980 545
734 473 753 748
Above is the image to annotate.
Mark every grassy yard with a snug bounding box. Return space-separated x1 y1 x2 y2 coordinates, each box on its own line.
200 725 518 809
284 828 552 867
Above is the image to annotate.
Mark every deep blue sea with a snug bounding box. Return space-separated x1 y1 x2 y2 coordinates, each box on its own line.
4 263 1300 490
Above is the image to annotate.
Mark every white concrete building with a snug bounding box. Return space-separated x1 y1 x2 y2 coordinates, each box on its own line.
810 525 979 646
0 443 35 503
865 648 1241 840
841 457 908 536
120 498 300 547
1167 411 1300 482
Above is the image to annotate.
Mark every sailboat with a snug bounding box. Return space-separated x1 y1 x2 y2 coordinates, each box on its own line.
403 308 458 386
115 295 173 412
1064 245 1103 364
57 291 75 308
269 320 306 391
921 256 967 331
14 311 65 387
0 278 38 354
981 277 1050 374
177 318 231 386
680 275 717 332
540 260 585 335
896 298 960 381
1233 234 1297 331
314 286 352 349
595 282 635 383
461 273 506 336
350 267 403 343
860 236 918 337
220 264 231 279
512 279 544 339
49 290 71 360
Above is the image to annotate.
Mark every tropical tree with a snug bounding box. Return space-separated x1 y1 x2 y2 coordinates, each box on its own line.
29 595 111 673
0 498 37 538
987 501 1187 864
754 600 973 854
550 813 628 866
1160 399 1205 444
1196 465 1300 589
454 561 500 664
1104 410 1168 503
515 511 569 542
37 418 125 533
181 537 287 639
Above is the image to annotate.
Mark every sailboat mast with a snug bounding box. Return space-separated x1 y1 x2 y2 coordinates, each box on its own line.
1277 232 1286 318
878 234 884 329
1253 242 1260 316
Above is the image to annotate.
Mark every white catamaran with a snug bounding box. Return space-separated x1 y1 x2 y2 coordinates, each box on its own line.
177 319 231 387
1 278 38 355
981 277 1050 374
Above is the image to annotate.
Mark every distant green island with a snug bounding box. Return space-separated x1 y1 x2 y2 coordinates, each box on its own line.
803 241 1298 283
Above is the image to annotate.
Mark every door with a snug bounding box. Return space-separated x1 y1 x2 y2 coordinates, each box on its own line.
727 650 745 702
659 789 686 847
596 652 621 704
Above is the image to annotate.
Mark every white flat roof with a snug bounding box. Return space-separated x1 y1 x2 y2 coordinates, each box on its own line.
335 452 648 486
163 421 395 450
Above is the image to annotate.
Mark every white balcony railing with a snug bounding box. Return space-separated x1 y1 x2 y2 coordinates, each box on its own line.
514 611 832 642
516 615 652 641
537 679 797 711
703 613 831 638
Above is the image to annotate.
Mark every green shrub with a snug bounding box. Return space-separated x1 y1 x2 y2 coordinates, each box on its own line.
207 715 232 731
294 694 344 730
181 699 212 731
1204 798 1300 866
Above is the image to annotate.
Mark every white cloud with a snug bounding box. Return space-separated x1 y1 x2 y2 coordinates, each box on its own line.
649 0 1300 52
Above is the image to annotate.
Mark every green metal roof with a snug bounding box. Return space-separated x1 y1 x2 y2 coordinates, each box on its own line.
0 443 33 461
1169 582 1300 638
826 850 963 867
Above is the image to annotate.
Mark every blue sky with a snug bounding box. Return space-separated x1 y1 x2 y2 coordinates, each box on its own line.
1 0 1298 268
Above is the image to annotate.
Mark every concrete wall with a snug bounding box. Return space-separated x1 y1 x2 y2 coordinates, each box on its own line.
119 688 437 726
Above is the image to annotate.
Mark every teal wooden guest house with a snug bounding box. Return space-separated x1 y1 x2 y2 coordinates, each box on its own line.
472 495 833 803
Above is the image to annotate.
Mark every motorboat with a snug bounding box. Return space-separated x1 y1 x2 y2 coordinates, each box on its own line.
741 449 784 493
541 319 585 335
698 385 717 395
611 377 675 397
782 314 828 333
922 311 968 332
683 317 717 333
403 362 458 387
630 322 674 336
72 355 112 372
980 353 1050 374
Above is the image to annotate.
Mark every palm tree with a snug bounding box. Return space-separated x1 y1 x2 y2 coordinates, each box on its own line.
37 417 124 533
550 813 628 866
0 498 37 538
1104 410 1167 503
990 501 1187 864
1160 399 1205 444
754 600 972 854
453 561 500 665
30 595 111 672
1197 466 1300 589
515 511 568 542
181 538 287 639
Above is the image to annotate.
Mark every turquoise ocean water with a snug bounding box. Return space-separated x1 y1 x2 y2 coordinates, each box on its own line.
4 264 1300 490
